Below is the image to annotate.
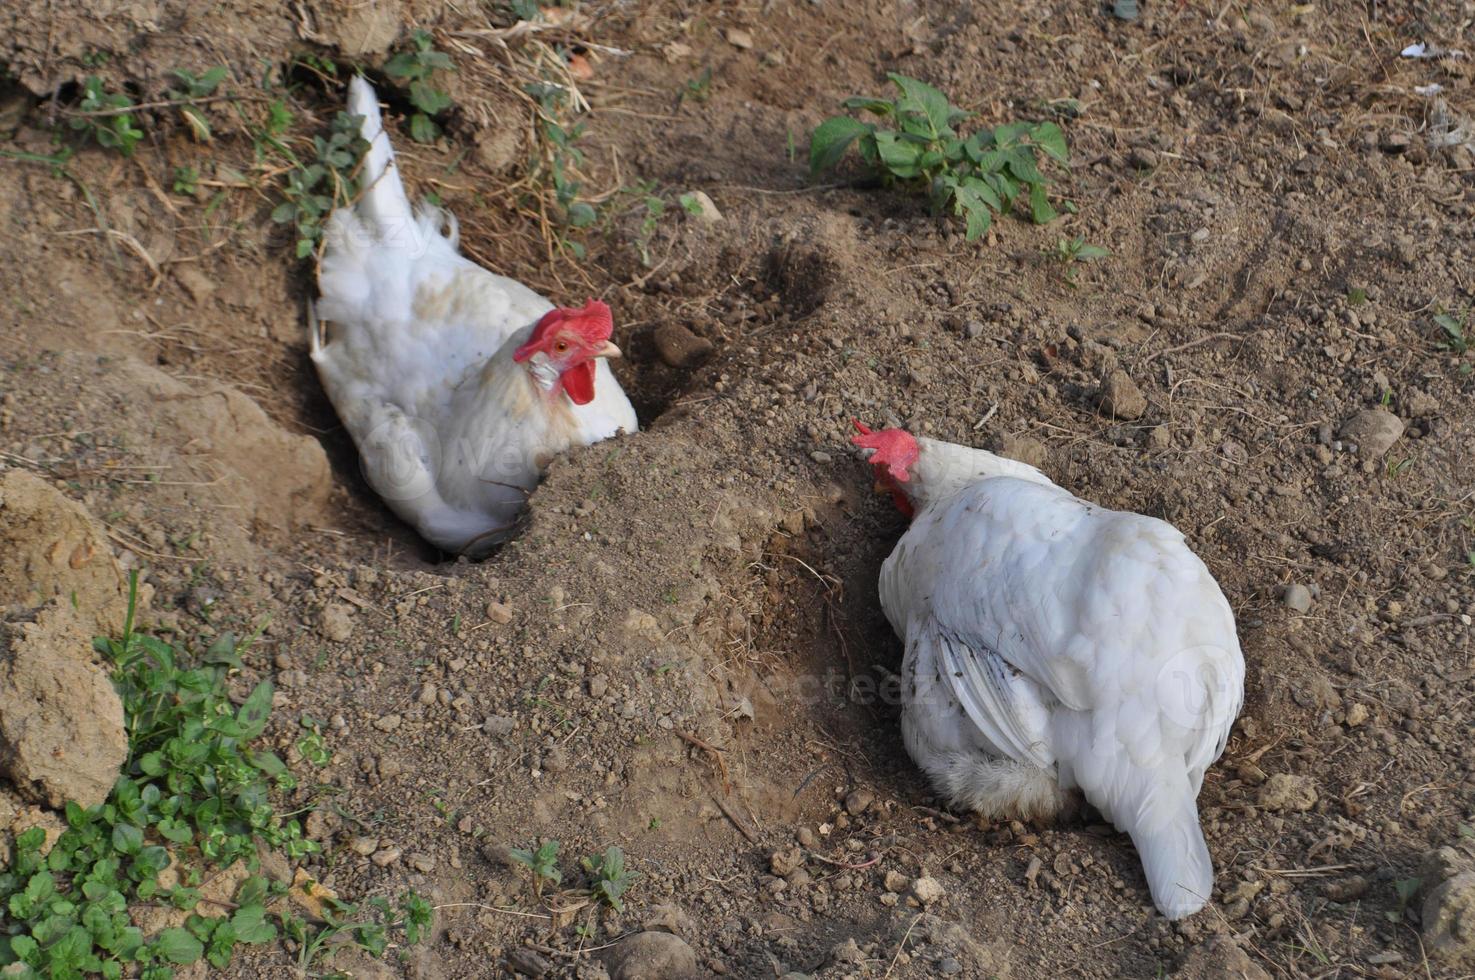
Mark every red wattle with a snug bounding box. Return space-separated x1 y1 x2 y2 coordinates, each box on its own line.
561 360 596 405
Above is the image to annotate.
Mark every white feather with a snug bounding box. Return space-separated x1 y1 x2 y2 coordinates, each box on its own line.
312 78 637 555
877 438 1244 919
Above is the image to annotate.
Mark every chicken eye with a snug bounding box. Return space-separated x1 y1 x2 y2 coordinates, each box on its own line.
554 340 569 354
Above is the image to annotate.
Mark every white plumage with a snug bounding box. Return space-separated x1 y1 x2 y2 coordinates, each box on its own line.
853 426 1244 920
311 77 636 556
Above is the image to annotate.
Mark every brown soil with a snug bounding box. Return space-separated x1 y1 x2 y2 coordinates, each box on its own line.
3 0 1475 977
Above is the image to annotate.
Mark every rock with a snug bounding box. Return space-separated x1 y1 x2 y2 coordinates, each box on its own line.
604 931 699 980
319 603 355 642
1345 702 1369 726
314 0 402 56
1423 845 1475 883
350 836 379 856
725 28 755 49
371 845 402 867
829 938 865 964
372 713 402 732
485 601 514 625
912 876 946 905
623 609 660 635
0 469 133 635
1322 875 1370 902
507 948 553 977
964 319 986 339
1338 409 1404 459
770 846 805 876
0 608 127 808
642 903 697 938
173 266 216 304
999 434 1048 470
1423 872 1475 965
1282 584 1313 613
484 714 515 736
653 322 715 368
1099 370 1148 420
884 870 908 893
843 787 874 815
680 190 724 224
1129 147 1161 169
1257 773 1318 812
1171 934 1271 979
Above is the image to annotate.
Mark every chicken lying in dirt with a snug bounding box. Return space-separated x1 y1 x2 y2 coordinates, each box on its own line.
851 422 1244 919
311 77 636 557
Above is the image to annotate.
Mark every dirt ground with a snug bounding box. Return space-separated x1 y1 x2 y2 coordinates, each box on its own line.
3 0 1475 977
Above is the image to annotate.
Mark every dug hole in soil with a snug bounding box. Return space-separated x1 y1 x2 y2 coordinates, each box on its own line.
3 0 1475 977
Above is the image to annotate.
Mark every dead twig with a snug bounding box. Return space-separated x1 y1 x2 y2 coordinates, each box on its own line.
674 728 731 794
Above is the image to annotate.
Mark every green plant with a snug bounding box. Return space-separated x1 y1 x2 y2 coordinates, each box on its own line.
679 67 712 105
1046 235 1110 285
168 66 228 141
270 111 368 258
280 888 431 974
581 847 636 912
171 166 199 196
809 72 1069 241
1388 876 1423 922
296 719 331 768
635 192 665 266
0 573 313 978
525 81 597 254
71 76 145 156
385 30 455 143
508 840 561 899
1435 307 1469 354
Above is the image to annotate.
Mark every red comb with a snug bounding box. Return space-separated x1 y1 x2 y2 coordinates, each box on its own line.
849 421 920 483
514 299 613 362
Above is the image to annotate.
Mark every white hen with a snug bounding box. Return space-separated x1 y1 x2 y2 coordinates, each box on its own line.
311 77 637 557
851 423 1244 920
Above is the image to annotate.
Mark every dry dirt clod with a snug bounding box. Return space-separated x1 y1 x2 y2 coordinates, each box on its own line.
770 846 805 876
653 322 715 368
506 947 553 977
312 0 402 55
319 602 355 642
998 434 1048 470
604 931 699 980
843 786 874 815
1338 408 1404 459
1171 934 1271 979
883 870 908 893
912 875 946 905
1099 370 1148 420
485 601 514 625
1257 772 1318 812
725 28 754 49
0 609 127 809
1423 872 1475 966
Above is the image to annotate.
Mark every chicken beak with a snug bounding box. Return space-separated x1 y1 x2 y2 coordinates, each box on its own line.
872 480 889 496
594 341 622 359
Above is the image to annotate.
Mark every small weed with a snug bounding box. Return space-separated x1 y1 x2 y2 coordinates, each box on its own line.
269 110 369 258
635 192 665 266
71 76 145 156
1385 456 1414 478
1434 307 1469 354
385 29 455 143
581 847 637 912
171 165 200 195
1347 286 1368 306
509 840 562 900
0 573 314 977
1388 876 1423 922
168 66 228 141
810 72 1069 241
281 888 431 974
525 80 597 253
1046 235 1110 285
679 67 713 105
296 718 331 767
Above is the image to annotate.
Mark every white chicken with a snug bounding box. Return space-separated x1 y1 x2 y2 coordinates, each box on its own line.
311 77 636 557
851 422 1244 919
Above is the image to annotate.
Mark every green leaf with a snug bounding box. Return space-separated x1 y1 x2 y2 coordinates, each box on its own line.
1028 183 1059 224
229 905 277 944
873 131 924 178
1005 147 1044 184
887 73 954 138
409 80 452 115
235 681 273 740
1074 243 1111 261
154 927 203 965
1113 0 1141 21
409 113 441 144
808 116 873 177
565 201 597 228
959 175 1002 212
840 96 894 117
111 823 143 855
1030 122 1069 164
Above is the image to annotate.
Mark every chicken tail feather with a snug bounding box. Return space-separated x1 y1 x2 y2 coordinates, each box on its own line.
345 75 415 242
1085 761 1214 920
